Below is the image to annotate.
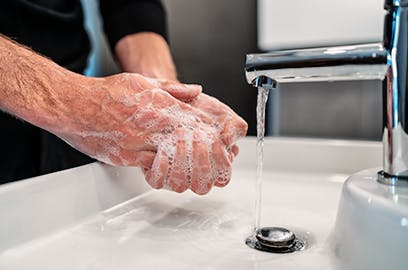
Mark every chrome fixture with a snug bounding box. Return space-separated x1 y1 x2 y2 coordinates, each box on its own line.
245 0 408 186
246 227 305 253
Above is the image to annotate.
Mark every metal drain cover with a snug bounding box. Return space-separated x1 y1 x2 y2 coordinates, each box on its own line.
256 227 296 249
246 227 305 253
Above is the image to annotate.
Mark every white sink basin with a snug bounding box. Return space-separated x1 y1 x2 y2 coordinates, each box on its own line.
1 137 402 270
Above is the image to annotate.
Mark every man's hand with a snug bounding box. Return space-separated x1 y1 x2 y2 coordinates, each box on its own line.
142 92 248 194
188 94 248 187
59 73 246 195
113 32 248 193
115 32 178 81
54 72 204 169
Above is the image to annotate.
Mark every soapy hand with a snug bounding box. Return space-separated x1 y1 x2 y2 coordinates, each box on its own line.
55 73 247 195
142 92 248 194
187 93 248 187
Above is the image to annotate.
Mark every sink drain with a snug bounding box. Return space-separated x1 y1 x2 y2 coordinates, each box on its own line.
246 227 305 253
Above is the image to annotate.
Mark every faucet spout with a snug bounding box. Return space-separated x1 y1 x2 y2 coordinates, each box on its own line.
245 0 408 185
245 43 387 87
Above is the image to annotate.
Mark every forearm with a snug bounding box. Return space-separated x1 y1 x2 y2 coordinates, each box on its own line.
115 32 177 80
0 36 90 133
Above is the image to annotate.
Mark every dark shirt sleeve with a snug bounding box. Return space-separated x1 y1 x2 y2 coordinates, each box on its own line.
99 0 167 51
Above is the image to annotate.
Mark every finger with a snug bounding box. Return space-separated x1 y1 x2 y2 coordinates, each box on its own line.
231 144 239 157
144 148 170 189
211 141 232 188
190 132 212 195
158 81 202 102
126 74 201 102
167 129 190 193
220 117 248 147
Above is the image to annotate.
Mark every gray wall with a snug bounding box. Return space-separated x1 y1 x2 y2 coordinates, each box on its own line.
277 81 382 140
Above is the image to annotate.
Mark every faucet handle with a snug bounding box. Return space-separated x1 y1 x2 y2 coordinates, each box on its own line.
384 0 408 10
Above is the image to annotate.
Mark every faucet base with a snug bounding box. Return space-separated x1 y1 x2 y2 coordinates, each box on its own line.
377 170 408 186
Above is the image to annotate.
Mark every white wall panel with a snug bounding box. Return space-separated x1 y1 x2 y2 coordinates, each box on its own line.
258 0 384 50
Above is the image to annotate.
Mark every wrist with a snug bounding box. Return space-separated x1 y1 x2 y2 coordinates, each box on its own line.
40 72 103 136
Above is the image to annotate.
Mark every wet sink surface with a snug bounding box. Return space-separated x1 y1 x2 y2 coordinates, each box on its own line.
0 138 381 270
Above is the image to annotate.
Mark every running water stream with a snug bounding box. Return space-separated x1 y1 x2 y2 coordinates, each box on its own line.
245 87 269 248
245 87 305 253
254 87 269 231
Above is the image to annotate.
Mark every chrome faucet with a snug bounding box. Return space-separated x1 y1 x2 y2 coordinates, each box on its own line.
245 0 408 185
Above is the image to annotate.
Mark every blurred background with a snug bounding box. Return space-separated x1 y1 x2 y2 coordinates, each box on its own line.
81 0 385 140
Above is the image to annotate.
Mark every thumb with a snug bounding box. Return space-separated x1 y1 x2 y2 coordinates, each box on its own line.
158 80 202 101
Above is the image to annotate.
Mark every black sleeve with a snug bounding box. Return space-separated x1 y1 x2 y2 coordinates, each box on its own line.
99 0 167 51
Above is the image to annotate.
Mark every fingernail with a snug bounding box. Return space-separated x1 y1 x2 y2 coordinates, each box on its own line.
228 152 234 162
